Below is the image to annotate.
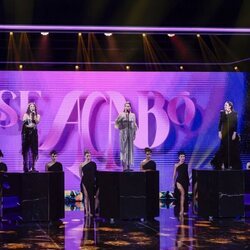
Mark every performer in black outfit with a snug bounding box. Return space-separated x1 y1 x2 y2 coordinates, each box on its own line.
140 147 156 171
218 101 241 169
0 150 7 172
22 103 40 172
172 151 190 216
211 101 241 169
79 150 98 217
45 150 63 172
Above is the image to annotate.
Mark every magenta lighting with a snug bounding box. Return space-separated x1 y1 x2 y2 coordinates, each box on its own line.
1 25 250 34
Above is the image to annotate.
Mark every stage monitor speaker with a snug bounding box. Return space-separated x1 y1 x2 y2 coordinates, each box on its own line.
196 170 244 218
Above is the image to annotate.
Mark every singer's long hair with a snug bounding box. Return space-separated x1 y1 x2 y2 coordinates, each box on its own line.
123 101 131 112
26 102 37 115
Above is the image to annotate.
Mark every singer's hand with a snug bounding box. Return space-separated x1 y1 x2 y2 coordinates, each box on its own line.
218 131 222 139
232 133 236 140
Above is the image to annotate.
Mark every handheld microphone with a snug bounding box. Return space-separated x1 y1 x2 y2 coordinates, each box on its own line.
31 111 35 119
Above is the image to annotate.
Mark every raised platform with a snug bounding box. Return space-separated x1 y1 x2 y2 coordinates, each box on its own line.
98 170 159 220
0 172 64 221
192 169 246 218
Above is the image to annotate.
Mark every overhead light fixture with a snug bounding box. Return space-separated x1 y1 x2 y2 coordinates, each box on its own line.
142 33 146 37
180 66 184 70
41 32 49 36
75 65 79 70
167 34 175 37
9 32 13 36
78 33 82 36
234 66 238 71
197 34 200 37
125 65 130 70
19 64 23 70
104 33 112 36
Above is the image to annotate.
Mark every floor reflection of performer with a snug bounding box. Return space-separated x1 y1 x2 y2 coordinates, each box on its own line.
45 150 63 172
115 101 137 171
175 216 190 249
173 151 190 216
80 217 98 248
0 150 7 172
140 147 156 171
22 103 40 172
79 150 98 217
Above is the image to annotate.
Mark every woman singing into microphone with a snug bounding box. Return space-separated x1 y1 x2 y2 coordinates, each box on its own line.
115 101 137 171
217 101 241 169
22 103 40 172
211 101 242 170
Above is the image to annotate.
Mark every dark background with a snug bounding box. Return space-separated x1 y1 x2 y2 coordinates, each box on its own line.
0 0 249 27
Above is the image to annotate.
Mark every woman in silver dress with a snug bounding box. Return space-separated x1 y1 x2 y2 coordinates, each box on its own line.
115 101 138 171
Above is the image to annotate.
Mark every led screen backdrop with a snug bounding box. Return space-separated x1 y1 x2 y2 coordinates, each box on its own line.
0 71 246 191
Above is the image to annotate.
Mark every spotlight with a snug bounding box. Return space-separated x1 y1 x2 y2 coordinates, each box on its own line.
167 34 175 37
196 34 200 38
75 65 79 70
78 33 82 37
104 33 112 36
234 66 238 71
142 33 146 37
9 32 13 36
125 65 130 70
19 64 23 70
180 65 184 70
41 32 49 36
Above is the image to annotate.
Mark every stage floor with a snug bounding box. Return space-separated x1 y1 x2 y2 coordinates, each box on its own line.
1 202 250 249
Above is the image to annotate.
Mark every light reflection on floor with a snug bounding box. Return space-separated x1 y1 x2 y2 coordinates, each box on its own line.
0 203 250 249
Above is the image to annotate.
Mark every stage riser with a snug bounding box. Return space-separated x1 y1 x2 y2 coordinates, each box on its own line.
98 171 159 219
193 169 245 218
1 172 64 221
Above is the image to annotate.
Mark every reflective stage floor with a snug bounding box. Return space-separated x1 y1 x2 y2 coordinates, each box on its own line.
1 202 250 250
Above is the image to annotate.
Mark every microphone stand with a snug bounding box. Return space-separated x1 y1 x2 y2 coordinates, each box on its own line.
124 111 132 172
127 112 130 171
227 113 230 169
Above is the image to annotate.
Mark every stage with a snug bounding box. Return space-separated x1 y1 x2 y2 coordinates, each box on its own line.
1 169 250 248
1 201 250 249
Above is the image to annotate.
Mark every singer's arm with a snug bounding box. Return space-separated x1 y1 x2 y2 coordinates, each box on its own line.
218 111 224 139
114 113 124 129
232 112 238 140
23 113 29 122
132 113 138 140
34 113 40 124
